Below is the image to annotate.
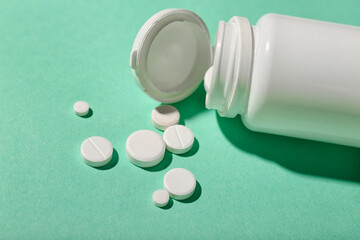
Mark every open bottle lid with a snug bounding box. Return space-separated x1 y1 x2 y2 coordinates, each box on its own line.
130 9 213 103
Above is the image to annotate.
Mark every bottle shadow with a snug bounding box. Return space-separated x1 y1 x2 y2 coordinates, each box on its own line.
216 114 360 182
172 85 207 121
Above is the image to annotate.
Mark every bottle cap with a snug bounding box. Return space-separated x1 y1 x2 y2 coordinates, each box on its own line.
130 9 213 103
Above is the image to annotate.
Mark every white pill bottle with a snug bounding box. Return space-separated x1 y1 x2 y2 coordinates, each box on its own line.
130 9 360 148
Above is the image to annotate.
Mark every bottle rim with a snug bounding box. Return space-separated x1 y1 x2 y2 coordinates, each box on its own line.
205 17 253 117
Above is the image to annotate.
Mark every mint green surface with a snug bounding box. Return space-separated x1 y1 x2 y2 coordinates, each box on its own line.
1 0 360 239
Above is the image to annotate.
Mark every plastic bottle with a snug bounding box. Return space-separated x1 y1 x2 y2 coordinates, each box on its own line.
130 9 360 148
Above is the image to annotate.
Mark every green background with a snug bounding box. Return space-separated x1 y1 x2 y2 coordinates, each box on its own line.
1 0 360 239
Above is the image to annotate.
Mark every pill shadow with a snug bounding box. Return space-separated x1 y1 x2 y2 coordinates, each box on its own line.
80 108 93 118
216 113 360 182
143 151 173 172
95 149 119 170
160 198 174 210
178 181 202 204
177 137 199 157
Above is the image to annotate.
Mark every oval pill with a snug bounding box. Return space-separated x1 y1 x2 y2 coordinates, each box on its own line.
163 168 196 200
81 136 113 167
152 189 169 207
163 125 194 154
126 130 165 168
73 101 89 116
151 105 180 131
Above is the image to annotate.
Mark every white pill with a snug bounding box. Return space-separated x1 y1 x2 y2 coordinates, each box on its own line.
152 189 169 207
126 130 165 168
73 101 89 116
151 105 180 131
163 125 194 154
163 168 196 200
80 136 113 167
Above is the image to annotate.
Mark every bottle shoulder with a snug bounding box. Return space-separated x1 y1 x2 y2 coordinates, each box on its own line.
256 13 285 28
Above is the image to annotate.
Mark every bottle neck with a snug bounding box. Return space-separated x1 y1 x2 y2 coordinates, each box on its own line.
205 17 254 117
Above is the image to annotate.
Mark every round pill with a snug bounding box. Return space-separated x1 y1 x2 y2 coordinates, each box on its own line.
80 136 113 167
126 130 165 168
73 101 89 116
163 168 196 200
163 125 194 154
151 105 180 131
152 189 169 207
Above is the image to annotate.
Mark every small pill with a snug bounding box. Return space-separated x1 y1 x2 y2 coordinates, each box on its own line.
80 136 113 167
152 189 169 207
126 130 165 168
73 101 90 116
163 168 196 200
151 105 180 131
163 125 194 154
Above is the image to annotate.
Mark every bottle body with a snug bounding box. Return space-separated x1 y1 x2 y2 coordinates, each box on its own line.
206 14 360 147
